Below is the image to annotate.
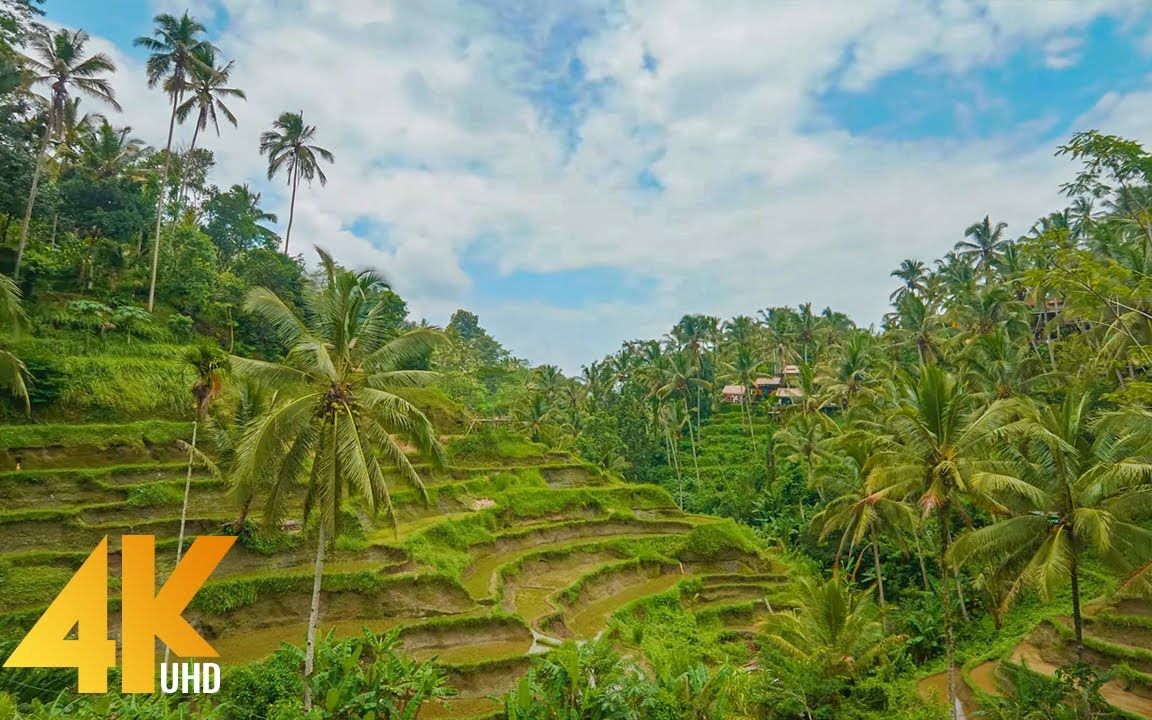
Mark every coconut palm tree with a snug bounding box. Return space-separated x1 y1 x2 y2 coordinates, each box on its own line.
656 350 706 504
163 344 227 665
174 346 228 564
950 392 1152 656
956 215 1010 278
135 11 214 311
77 120 146 181
811 436 919 609
868 366 1033 720
15 26 121 278
774 413 832 519
230 248 445 710
259 111 335 254
175 45 245 204
54 97 105 167
890 259 929 303
0 272 29 412
761 575 901 680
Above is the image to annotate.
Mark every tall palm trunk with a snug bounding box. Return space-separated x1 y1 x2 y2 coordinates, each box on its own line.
944 523 969 622
1069 529 1084 659
871 534 886 608
284 163 299 254
14 128 53 278
148 92 180 312
303 519 325 711
682 397 701 492
913 528 931 591
938 510 959 720
165 418 198 665
663 420 684 510
175 121 202 208
232 494 252 533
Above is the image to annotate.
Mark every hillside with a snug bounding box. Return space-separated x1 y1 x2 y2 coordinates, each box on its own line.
0 343 784 719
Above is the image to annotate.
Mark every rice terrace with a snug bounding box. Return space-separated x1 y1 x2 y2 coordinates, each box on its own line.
1 1 1152 720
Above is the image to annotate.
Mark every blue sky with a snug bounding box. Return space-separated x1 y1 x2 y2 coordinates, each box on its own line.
41 0 1152 369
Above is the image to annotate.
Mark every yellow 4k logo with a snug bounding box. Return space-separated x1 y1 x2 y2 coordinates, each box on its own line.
3 535 235 693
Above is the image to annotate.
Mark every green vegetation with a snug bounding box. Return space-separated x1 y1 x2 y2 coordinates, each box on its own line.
0 2 1149 718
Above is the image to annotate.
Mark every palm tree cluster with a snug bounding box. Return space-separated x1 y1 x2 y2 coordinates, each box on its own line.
500 132 1152 720
4 11 332 311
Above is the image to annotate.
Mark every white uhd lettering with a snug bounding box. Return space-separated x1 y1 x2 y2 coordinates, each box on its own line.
160 662 221 694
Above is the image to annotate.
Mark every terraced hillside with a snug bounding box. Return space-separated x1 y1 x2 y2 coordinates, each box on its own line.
0 413 785 719
916 594 1152 718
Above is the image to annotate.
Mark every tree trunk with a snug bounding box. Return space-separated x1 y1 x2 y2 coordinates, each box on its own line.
176 122 202 209
303 520 326 712
914 530 931 591
1069 538 1084 660
164 418 198 666
938 511 959 720
284 164 299 254
232 494 252 534
871 534 886 608
15 128 53 278
944 523 969 622
49 212 58 248
148 94 180 312
663 421 684 510
683 397 702 493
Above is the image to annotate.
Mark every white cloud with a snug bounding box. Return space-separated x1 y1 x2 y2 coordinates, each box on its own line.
1043 35 1083 70
46 0 1152 371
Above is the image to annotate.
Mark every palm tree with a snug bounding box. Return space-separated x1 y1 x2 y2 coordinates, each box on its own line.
517 392 552 444
77 120 146 181
950 392 1152 656
230 248 445 710
174 346 228 566
175 45 245 204
164 344 227 665
656 351 706 505
890 259 928 303
259 111 335 254
774 413 832 519
15 27 121 278
135 11 214 312
721 316 764 438
868 366 1031 720
761 575 901 680
956 215 1010 278
0 273 29 412
55 97 105 167
811 436 919 609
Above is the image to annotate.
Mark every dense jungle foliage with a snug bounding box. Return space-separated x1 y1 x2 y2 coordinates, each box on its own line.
0 1 1150 719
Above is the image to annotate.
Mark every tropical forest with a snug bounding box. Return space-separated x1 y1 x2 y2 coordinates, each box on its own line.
0 2 1150 720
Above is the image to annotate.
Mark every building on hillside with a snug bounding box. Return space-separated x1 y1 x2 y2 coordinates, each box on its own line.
781 364 801 378
772 387 804 406
753 376 781 397
721 384 748 404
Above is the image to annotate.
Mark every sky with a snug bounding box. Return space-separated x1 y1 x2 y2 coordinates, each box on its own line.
40 0 1152 371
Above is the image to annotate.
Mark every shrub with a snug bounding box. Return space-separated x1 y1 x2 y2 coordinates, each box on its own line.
221 646 304 720
677 520 760 558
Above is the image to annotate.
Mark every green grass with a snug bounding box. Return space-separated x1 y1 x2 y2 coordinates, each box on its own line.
0 420 191 450
555 557 675 606
676 518 761 557
28 355 196 421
